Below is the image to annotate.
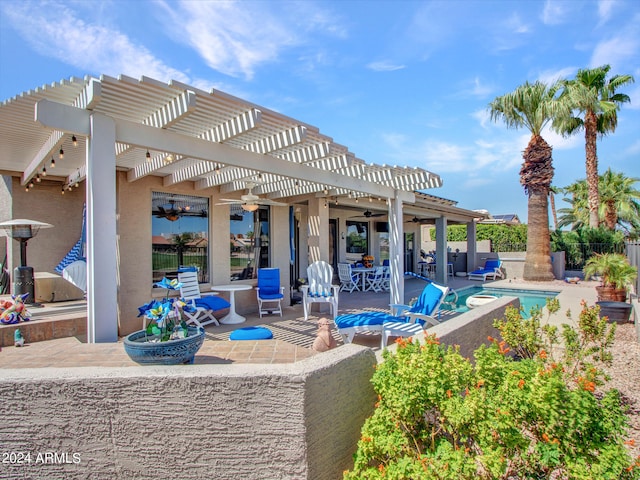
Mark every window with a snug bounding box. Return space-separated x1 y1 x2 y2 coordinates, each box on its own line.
151 192 209 286
346 221 368 254
230 205 270 281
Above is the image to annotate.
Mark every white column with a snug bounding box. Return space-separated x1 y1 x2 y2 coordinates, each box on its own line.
435 216 448 285
86 113 118 342
307 197 329 263
388 195 404 305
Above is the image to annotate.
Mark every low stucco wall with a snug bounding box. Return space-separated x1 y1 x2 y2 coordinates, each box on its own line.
0 300 519 480
0 345 376 480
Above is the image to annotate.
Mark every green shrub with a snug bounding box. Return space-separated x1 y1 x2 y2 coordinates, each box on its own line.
344 302 638 479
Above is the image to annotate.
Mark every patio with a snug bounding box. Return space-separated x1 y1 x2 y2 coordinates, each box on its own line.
0 274 597 369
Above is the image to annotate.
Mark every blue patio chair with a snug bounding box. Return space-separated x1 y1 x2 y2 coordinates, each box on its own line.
255 268 285 317
333 281 449 348
468 259 503 281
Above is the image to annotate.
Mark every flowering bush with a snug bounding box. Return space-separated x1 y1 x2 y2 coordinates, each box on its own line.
137 277 196 342
344 300 639 479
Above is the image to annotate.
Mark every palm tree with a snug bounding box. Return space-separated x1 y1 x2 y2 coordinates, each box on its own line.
597 169 640 234
558 170 640 235
489 81 562 281
555 65 634 228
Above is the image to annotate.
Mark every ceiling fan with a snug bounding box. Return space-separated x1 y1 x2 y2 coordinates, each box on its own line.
349 210 385 219
216 182 287 212
405 216 430 224
153 200 207 222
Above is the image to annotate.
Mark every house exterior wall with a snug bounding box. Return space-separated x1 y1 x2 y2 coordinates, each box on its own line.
2 177 84 288
116 173 292 336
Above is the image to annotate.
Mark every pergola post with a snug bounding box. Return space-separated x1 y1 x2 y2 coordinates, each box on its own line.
86 112 118 343
388 195 404 305
435 216 448 285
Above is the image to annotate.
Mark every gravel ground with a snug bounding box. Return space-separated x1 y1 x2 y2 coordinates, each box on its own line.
607 322 640 460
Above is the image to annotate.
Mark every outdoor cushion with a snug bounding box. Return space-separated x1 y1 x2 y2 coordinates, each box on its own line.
410 282 442 315
229 326 274 341
335 311 393 328
194 296 230 311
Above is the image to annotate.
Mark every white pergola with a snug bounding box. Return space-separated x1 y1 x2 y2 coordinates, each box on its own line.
0 74 482 342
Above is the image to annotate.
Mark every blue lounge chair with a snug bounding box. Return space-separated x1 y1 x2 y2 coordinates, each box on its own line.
333 281 449 348
255 268 285 317
468 259 503 281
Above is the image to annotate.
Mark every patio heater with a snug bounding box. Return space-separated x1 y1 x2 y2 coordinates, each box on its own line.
0 219 53 305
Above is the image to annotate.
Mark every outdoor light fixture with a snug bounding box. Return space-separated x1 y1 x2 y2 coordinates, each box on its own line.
72 135 78 147
42 166 47 177
145 150 151 162
51 157 56 168
241 203 259 212
59 148 64 159
214 166 221 175
0 219 53 305
61 185 65 195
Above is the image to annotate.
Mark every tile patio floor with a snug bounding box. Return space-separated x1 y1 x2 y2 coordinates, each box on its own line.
0 275 598 369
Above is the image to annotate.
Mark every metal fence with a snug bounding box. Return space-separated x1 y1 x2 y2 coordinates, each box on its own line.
559 242 626 271
152 246 208 283
490 241 628 271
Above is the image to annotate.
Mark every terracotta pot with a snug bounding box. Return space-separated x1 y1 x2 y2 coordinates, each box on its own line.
595 286 627 302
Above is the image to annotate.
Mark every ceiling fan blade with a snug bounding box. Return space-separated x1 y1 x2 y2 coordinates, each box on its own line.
256 199 288 207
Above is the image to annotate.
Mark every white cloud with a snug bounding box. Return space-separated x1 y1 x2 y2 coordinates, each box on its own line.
456 77 493 99
625 140 640 155
472 109 491 129
541 0 569 25
366 61 406 72
537 67 576 85
626 84 640 110
156 0 346 80
2 1 189 83
542 124 582 151
506 13 530 34
590 35 639 71
597 0 617 24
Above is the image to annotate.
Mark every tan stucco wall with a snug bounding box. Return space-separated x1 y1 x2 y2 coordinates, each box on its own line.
0 344 377 480
2 177 84 288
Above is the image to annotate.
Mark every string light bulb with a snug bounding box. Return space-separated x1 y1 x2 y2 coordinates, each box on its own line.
36 174 41 183
72 135 78 147
29 181 34 189
61 185 65 195
145 150 151 162
51 157 56 168
59 148 64 159
42 166 47 177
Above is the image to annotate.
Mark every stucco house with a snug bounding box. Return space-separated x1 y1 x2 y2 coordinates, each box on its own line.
0 74 484 342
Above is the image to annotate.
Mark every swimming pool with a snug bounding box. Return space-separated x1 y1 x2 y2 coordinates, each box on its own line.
442 286 559 317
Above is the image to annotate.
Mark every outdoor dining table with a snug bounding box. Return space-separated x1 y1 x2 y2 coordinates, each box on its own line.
210 284 253 324
351 267 375 291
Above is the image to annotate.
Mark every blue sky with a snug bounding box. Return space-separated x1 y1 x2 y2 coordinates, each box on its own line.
1 0 638 223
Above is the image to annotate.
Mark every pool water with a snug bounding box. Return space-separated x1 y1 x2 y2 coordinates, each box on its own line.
442 286 559 317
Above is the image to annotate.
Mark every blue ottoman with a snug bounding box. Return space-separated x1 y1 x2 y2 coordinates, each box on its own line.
229 326 274 341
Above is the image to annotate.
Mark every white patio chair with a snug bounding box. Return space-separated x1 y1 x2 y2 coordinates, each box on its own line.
338 263 360 293
178 269 229 328
299 261 339 320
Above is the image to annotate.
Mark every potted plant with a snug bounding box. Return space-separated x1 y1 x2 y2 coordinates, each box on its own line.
124 277 205 364
583 253 637 323
583 253 637 301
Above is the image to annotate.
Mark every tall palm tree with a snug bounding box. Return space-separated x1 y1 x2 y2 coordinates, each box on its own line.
489 81 562 281
555 65 634 228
